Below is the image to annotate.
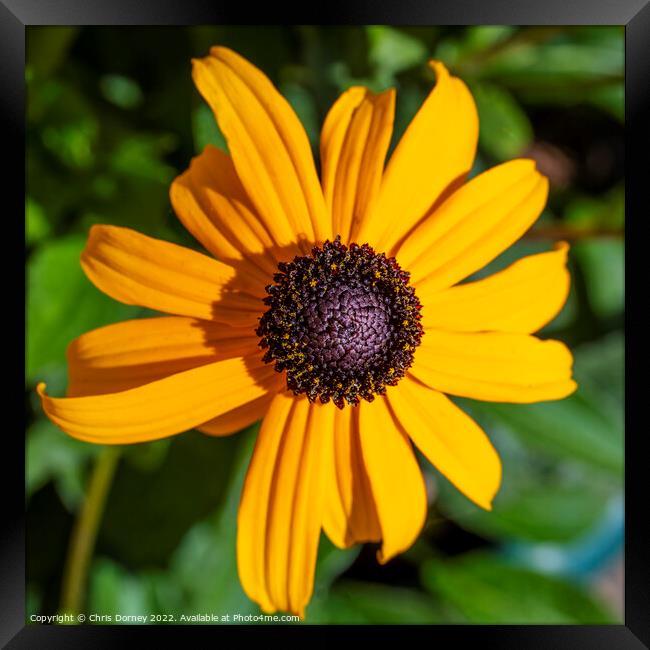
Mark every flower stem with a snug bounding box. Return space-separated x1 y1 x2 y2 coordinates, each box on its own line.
59 447 121 616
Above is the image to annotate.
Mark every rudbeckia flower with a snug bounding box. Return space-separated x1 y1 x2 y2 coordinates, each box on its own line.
38 46 577 618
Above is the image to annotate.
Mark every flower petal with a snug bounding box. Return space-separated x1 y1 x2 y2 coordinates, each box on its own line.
170 144 278 282
192 46 330 249
387 376 501 510
81 225 263 325
399 159 549 293
320 86 395 244
198 390 278 437
67 316 259 397
410 330 577 403
38 355 274 444
237 394 330 617
356 61 478 253
322 406 381 549
357 396 427 563
420 243 570 334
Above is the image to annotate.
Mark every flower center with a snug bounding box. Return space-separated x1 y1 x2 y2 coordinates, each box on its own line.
257 238 423 408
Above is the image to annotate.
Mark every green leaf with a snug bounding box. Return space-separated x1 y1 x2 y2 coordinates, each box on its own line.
26 235 142 386
100 75 144 110
313 536 360 595
325 26 426 94
309 581 443 623
479 29 623 84
123 439 172 473
573 240 624 319
41 116 98 170
390 83 427 153
435 27 516 68
421 552 616 623
281 82 319 149
471 82 533 160
305 536 362 619
99 431 240 568
163 428 259 614
436 464 615 544
109 133 177 184
589 83 624 122
192 103 226 154
573 332 623 405
30 79 99 169
463 26 516 53
565 191 624 230
26 418 102 510
470 388 622 477
89 558 153 618
367 26 428 78
26 197 51 246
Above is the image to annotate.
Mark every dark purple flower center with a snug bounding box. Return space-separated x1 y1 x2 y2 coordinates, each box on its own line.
257 238 423 408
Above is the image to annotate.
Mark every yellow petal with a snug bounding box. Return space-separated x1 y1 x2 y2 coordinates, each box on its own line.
81 225 263 326
322 405 381 548
399 159 548 293
410 330 577 403
387 377 501 510
198 384 280 437
237 394 330 617
39 356 275 444
357 396 427 563
356 61 478 253
67 316 260 397
286 402 333 616
320 86 395 244
192 47 330 249
237 392 293 614
170 144 279 282
420 243 570 333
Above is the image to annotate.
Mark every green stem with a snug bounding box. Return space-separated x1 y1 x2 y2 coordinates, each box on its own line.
59 447 121 616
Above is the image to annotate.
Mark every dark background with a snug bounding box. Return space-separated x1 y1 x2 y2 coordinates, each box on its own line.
26 25 624 624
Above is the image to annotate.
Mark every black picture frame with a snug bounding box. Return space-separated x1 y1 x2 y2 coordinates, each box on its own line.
6 1 646 646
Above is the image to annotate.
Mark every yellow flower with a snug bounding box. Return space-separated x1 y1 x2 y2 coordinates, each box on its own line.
38 47 577 618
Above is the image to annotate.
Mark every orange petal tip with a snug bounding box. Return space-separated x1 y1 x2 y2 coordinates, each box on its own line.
427 59 449 80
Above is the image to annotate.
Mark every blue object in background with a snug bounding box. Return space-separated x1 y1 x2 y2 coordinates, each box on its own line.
501 494 624 581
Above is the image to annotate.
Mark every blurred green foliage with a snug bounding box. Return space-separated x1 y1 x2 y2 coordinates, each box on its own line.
26 26 623 624
421 552 614 623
